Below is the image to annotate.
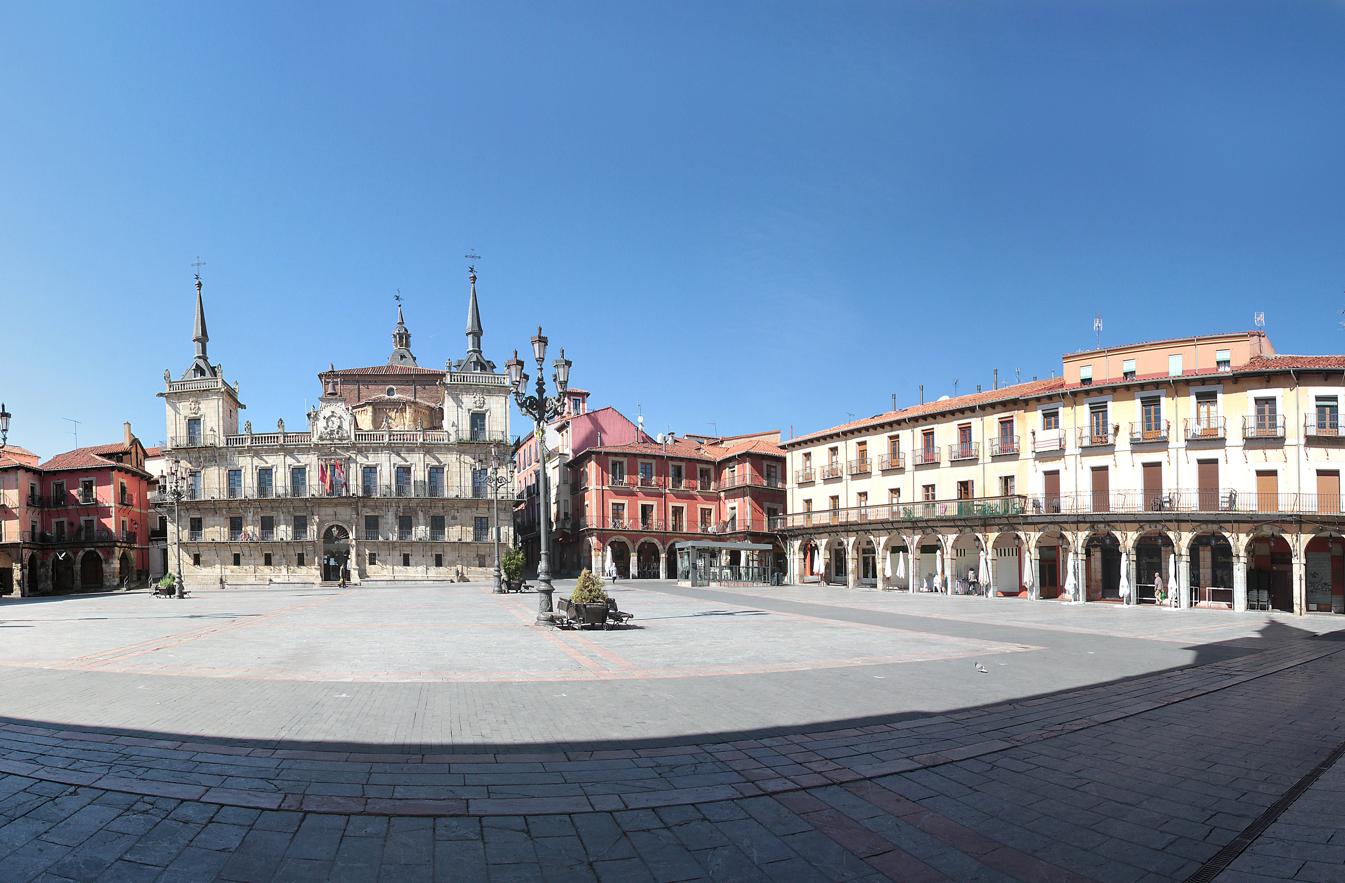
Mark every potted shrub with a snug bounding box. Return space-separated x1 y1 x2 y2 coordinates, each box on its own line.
570 569 609 627
501 547 525 591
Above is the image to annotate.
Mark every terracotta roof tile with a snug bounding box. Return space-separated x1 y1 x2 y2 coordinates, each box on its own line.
1244 354 1345 370
40 449 120 471
321 365 445 377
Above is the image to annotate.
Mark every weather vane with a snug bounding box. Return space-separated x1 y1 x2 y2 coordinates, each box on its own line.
465 249 481 274
191 256 206 279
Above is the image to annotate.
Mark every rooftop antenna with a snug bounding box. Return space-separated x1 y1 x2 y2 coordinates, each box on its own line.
1093 314 1103 349
63 417 81 448
1015 367 1021 383
1254 311 1265 356
708 421 718 436
953 378 959 397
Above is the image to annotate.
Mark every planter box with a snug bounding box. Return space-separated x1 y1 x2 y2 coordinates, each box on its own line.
574 602 609 627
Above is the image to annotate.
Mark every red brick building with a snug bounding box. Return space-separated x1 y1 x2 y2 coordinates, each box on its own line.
0 423 152 594
568 431 787 579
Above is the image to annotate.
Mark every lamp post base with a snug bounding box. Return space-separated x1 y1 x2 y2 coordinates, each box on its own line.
535 583 556 626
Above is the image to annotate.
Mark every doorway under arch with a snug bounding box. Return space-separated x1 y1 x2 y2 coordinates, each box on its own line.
1247 533 1293 612
1305 533 1344 614
606 539 631 580
1188 532 1235 608
1134 531 1175 604
118 551 135 588
51 555 74 594
79 551 104 590
1085 533 1121 601
635 541 661 579
322 524 350 583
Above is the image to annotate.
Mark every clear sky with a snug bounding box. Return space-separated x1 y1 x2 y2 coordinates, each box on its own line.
2 1 1342 457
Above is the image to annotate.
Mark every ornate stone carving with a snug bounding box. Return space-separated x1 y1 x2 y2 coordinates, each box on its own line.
472 393 487 410
277 417 285 433
243 420 253 435
315 403 354 443
186 400 202 417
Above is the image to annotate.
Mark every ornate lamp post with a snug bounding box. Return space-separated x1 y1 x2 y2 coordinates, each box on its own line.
0 402 10 450
157 456 189 598
475 444 515 594
506 329 571 624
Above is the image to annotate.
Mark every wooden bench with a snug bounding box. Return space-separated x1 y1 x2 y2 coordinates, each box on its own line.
152 583 188 598
605 598 635 627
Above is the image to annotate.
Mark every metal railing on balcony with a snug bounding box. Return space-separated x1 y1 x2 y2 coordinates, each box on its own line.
608 476 629 488
772 488 1345 530
820 463 844 480
1243 415 1286 440
637 475 661 488
913 447 941 466
878 453 905 470
949 443 979 462
795 468 816 483
989 436 1018 456
1129 421 1170 445
1185 417 1226 441
1305 418 1342 439
848 458 871 475
1032 430 1066 453
1078 427 1117 448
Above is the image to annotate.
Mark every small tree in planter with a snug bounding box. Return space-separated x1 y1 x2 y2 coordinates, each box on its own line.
501 547 525 589
569 569 610 627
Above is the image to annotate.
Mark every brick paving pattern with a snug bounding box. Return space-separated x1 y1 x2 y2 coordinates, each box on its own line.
0 582 1340 880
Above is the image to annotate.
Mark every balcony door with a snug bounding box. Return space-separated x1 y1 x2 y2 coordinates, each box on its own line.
1142 463 1163 511
1318 470 1341 515
1043 470 1060 513
1091 466 1109 513
1197 460 1219 511
1256 470 1279 513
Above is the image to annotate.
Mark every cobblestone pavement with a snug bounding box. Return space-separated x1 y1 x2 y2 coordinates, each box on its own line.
0 582 1340 880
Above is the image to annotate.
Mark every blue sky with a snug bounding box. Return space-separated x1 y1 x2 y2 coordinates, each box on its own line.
2 1 1342 457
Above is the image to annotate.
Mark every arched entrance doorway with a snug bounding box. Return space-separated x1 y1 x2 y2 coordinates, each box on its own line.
884 535 910 591
1305 533 1344 614
1188 532 1234 608
52 554 74 593
322 524 350 582
858 539 877 586
824 538 848 585
799 540 820 582
606 539 630 579
914 533 943 592
666 544 680 580
79 551 104 590
118 552 135 588
1134 531 1175 604
635 541 660 579
1085 533 1121 601
993 534 1024 597
0 550 12 596
771 542 786 582
26 552 40 594
1247 533 1293 612
950 533 984 595
1035 530 1069 600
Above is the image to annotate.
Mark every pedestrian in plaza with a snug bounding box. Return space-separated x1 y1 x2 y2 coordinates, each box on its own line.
1153 572 1164 606
219 574 227 591
339 568 348 589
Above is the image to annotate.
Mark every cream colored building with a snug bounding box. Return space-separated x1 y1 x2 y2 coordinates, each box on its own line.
156 269 512 585
778 332 1345 615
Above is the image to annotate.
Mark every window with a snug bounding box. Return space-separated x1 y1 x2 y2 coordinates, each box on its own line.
699 507 713 531
364 515 380 541
79 478 96 504
470 412 487 441
571 396 582 414
402 553 411 567
1122 359 1136 380
610 460 626 486
434 553 443 568
889 488 901 507
228 516 243 541
368 551 378 565
51 480 65 505
297 552 305 567
803 499 813 525
54 521 66 541
293 515 308 540
956 424 973 458
1042 409 1059 431
232 553 241 566
639 504 655 530
856 492 868 519
698 467 712 490
828 446 839 466
1255 397 1278 432
430 515 445 541
998 418 1014 446
263 552 273 567
956 480 973 500
1000 475 1015 497
395 465 412 497
671 506 685 532
189 471 201 499
290 466 307 497
1141 397 1163 435
398 515 413 541
610 503 625 528
80 517 94 539
189 517 202 541
471 467 489 498
855 441 868 467
639 461 655 486
192 553 201 566
257 467 273 498
765 463 779 486
1316 396 1340 432
260 515 274 541
227 470 242 499
473 517 489 542
922 484 936 501
186 417 202 445
921 429 935 455
1216 349 1231 372
1168 354 1183 376
725 504 738 530
361 466 378 496
428 466 445 497
119 481 129 505
828 495 840 523
1089 403 1109 442
1080 364 1093 384
802 452 812 469
1195 392 1218 433
670 463 684 487
386 386 397 397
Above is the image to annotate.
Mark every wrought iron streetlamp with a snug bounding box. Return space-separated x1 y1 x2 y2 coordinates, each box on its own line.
506 328 571 624
475 444 515 594
0 402 10 450
157 456 189 598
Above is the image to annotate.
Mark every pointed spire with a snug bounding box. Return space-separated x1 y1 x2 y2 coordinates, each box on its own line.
192 274 208 357
388 292 417 366
465 265 483 353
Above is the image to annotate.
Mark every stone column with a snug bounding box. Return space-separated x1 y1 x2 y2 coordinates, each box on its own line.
1177 553 1191 609
1292 549 1306 616
787 539 802 586
1233 552 1247 612
658 546 666 580
845 536 859 589
874 535 889 590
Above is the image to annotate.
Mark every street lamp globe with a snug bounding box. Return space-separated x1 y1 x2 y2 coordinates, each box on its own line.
0 402 10 448
505 350 524 389
553 349 572 392
530 326 548 364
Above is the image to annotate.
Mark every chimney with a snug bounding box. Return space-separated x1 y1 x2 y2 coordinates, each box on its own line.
993 368 999 390
976 384 982 393
919 384 924 405
124 422 133 447
891 393 896 411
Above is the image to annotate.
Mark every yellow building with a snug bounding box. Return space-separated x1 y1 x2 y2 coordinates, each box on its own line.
777 332 1345 615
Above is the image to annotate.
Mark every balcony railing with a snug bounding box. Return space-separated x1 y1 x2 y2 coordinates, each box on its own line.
1305 419 1342 440
879 453 904 470
913 447 941 466
820 463 843 480
152 482 480 502
1243 416 1286 440
772 488 1345 530
1078 427 1117 448
989 436 1018 456
1185 417 1226 441
795 468 816 483
848 458 871 475
949 442 979 462
1032 430 1066 453
1129 421 1170 445
608 476 629 488
637 475 661 488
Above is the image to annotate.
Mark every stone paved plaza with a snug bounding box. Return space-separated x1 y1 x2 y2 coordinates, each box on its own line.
0 580 1341 881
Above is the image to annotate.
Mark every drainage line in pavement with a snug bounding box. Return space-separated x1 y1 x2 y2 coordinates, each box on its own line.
1185 736 1345 883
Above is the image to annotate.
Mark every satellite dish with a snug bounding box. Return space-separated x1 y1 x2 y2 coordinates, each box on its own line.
937 394 951 401
656 433 665 444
